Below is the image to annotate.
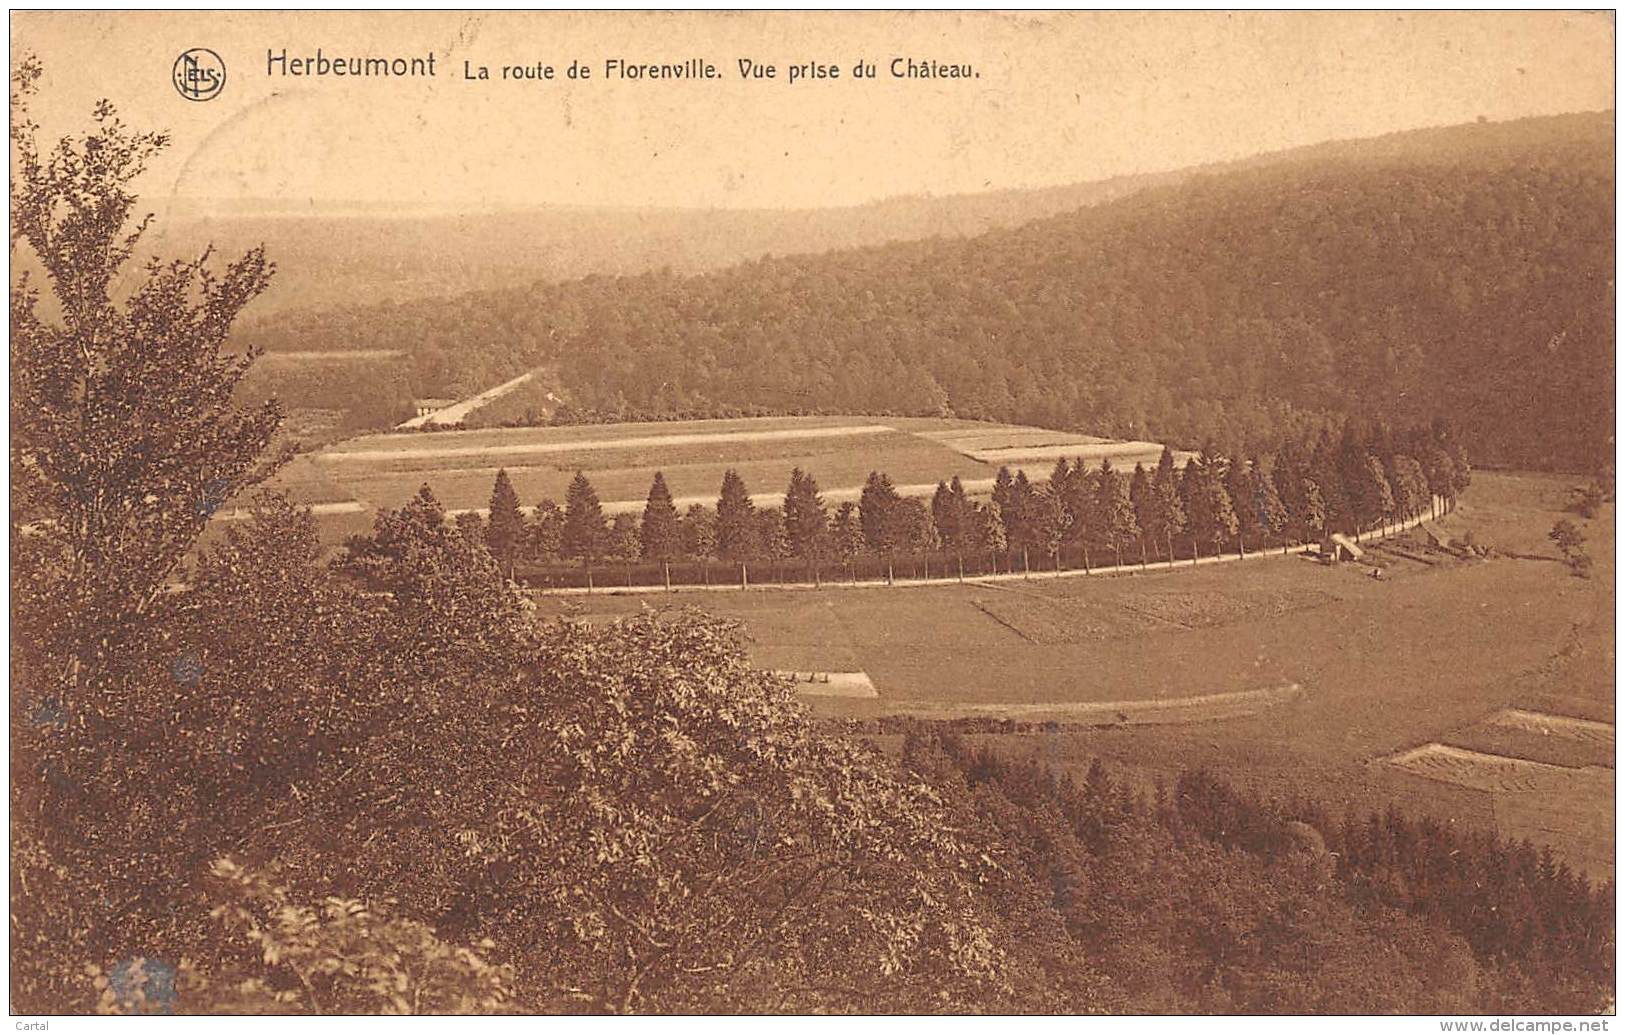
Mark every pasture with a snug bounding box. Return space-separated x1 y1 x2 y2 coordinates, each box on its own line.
533 471 1615 881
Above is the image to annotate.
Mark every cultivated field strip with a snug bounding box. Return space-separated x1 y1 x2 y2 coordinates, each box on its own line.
966 442 1169 465
911 425 1116 452
1484 708 1615 747
912 423 1194 466
332 414 884 450
328 430 939 478
1379 704 1616 794
1380 743 1587 793
318 423 896 462
1423 707 1618 772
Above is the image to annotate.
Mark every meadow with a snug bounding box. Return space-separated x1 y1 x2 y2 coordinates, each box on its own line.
532 471 1615 881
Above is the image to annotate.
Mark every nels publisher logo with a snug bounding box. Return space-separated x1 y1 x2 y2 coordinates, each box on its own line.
173 48 226 101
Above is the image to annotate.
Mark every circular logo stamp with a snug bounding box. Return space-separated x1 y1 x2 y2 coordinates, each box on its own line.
173 48 226 102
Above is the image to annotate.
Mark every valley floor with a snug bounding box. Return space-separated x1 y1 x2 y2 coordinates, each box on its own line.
536 471 1616 881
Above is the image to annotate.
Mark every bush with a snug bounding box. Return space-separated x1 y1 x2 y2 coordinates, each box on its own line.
89 859 513 1015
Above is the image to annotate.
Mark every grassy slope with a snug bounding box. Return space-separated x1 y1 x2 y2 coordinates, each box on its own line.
536 471 1615 879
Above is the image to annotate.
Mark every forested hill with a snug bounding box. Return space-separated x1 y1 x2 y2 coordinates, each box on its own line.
243 112 1614 470
140 171 1182 317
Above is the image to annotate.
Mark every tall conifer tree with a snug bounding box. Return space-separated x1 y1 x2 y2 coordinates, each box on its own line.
561 470 608 563
485 468 525 579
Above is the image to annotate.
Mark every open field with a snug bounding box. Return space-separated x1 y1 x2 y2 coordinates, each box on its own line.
535 471 1615 880
258 415 1181 541
316 423 897 466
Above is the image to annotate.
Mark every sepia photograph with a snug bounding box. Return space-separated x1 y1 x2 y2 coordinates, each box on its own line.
6 8 1617 1022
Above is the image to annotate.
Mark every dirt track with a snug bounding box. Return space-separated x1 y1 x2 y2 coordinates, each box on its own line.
880 682 1307 725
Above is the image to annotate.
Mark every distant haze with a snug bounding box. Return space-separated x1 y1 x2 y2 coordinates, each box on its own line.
11 10 1616 213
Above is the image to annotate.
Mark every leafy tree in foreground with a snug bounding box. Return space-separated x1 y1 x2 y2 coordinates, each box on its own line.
1274 442 1324 545
886 496 937 577
11 59 283 710
91 859 515 1015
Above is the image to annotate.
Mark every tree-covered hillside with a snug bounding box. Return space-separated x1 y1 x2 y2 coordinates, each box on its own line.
135 170 1183 316
244 113 1614 471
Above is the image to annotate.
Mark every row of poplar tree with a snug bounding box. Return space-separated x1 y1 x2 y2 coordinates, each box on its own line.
463 420 1471 584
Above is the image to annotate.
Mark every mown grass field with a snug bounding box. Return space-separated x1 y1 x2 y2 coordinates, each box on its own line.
534 471 1615 881
261 414 1177 538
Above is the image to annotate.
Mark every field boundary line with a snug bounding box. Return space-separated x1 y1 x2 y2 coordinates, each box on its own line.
965 599 1042 643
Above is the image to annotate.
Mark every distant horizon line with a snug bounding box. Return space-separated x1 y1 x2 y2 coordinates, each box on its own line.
146 107 1614 222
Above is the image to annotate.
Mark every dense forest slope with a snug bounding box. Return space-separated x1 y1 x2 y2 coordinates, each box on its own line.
243 113 1614 470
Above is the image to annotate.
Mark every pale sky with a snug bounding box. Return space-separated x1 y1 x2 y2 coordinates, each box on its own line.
11 10 1617 212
